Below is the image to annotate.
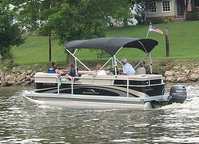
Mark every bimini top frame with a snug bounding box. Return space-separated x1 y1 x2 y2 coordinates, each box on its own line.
64 37 158 73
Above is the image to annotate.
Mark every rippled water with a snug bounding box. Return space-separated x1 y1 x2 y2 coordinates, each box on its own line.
1 84 199 144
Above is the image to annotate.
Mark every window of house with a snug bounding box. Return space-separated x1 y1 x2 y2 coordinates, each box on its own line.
195 0 199 7
145 1 156 12
162 0 171 12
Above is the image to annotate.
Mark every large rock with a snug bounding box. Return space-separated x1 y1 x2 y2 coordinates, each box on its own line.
189 73 199 81
25 75 31 81
27 70 33 74
5 74 14 81
165 70 174 76
176 76 188 83
189 67 199 81
19 72 26 81
165 76 176 82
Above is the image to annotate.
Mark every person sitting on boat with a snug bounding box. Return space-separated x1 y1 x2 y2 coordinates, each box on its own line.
136 61 146 74
48 62 58 73
68 63 79 77
121 58 135 75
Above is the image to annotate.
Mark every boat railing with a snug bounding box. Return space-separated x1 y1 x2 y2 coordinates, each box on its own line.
34 72 163 96
55 74 163 97
56 75 131 97
58 74 163 86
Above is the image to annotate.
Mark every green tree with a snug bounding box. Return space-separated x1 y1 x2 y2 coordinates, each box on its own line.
51 0 132 41
0 1 23 59
12 0 132 62
130 0 145 24
13 0 132 42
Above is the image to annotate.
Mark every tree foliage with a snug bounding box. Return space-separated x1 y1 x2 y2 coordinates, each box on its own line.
131 0 145 24
12 0 132 42
0 1 23 59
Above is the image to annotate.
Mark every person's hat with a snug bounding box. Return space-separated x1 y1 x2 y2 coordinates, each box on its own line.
121 58 127 63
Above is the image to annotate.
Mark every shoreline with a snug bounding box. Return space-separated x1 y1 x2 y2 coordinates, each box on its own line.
0 64 46 87
1 62 199 87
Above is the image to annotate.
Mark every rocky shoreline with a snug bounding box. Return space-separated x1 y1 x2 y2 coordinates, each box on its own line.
0 65 46 87
1 62 199 87
165 63 199 83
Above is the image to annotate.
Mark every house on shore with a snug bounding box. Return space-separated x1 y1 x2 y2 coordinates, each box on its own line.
145 0 199 21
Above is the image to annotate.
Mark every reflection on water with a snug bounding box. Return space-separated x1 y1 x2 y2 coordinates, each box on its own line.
0 84 199 144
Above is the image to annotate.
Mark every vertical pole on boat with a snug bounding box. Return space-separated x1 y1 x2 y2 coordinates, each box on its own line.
74 50 78 74
57 83 60 94
127 77 129 97
57 77 60 94
149 53 153 74
113 55 117 75
71 78 74 95
74 57 77 75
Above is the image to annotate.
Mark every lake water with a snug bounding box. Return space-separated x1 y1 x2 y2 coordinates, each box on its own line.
1 84 199 144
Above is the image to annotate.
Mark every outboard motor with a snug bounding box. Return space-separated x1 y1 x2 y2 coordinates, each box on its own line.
169 85 187 104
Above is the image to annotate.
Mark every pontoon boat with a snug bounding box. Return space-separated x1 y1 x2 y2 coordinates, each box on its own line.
23 37 187 109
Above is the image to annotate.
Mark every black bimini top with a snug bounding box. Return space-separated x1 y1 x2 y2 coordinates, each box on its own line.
64 37 158 55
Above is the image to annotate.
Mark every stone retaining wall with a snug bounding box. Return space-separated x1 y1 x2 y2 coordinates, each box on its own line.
165 63 199 83
1 62 199 87
0 69 35 86
0 65 46 87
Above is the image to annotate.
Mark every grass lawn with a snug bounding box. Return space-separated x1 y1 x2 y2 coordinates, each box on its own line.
11 36 65 65
11 20 199 65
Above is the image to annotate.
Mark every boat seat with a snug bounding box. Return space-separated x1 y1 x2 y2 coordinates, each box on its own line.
136 67 146 74
34 72 59 83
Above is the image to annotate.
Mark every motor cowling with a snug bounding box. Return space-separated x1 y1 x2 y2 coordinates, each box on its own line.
169 85 187 104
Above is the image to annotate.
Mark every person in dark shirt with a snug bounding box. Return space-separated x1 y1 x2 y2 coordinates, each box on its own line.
48 62 57 73
68 63 78 77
